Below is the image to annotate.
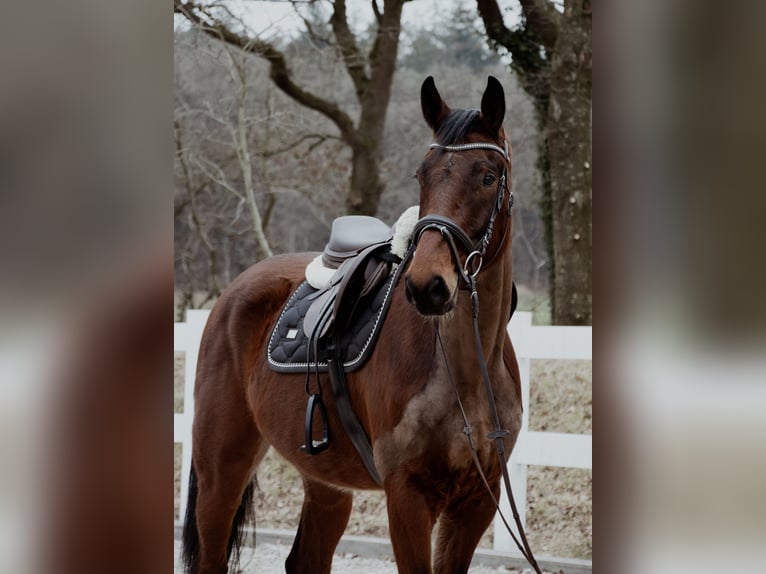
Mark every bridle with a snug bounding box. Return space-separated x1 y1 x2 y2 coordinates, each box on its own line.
411 141 513 287
409 140 542 574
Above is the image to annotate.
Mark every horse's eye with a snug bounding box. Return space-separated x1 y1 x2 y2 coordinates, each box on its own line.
482 174 496 186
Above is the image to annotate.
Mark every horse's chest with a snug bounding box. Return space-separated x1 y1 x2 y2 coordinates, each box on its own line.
373 368 519 480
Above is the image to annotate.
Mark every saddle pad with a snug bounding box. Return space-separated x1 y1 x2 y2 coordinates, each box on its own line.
267 269 398 373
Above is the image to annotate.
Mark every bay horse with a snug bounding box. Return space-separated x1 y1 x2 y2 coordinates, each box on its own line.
181 76 524 574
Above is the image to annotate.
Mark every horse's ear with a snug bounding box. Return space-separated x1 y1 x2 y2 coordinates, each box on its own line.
480 76 506 135
421 76 451 133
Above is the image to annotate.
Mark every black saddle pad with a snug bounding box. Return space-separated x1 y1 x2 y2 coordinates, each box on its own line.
267 271 398 373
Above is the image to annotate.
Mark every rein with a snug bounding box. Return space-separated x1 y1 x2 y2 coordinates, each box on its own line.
438 279 542 574
412 141 541 574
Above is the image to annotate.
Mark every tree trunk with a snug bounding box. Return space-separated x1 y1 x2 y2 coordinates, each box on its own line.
344 0 404 216
347 140 384 215
547 0 591 324
475 0 592 325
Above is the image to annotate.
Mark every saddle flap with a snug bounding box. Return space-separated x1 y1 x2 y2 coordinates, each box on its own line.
302 287 337 341
332 243 390 328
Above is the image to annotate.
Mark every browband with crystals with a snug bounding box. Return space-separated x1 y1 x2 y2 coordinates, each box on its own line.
429 142 508 162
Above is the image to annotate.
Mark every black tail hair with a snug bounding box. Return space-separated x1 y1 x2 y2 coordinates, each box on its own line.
227 477 256 568
180 463 257 572
181 465 200 572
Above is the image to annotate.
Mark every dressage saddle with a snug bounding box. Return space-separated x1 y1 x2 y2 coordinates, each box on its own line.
303 216 395 342
267 216 407 485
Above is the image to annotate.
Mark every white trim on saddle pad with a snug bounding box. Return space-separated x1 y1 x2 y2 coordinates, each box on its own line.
304 205 420 290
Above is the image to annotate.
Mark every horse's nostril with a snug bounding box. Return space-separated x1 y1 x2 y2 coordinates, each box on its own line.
405 274 452 314
427 275 450 304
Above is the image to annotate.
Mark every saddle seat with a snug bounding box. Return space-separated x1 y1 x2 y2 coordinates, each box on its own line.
302 216 395 342
321 215 392 268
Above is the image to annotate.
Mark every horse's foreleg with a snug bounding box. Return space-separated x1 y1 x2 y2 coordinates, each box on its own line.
285 477 353 574
432 485 499 574
385 472 439 574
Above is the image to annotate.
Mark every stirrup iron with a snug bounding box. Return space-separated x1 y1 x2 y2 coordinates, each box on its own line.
299 393 330 455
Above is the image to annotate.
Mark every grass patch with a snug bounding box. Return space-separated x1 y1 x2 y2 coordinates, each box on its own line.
529 359 592 435
527 466 592 560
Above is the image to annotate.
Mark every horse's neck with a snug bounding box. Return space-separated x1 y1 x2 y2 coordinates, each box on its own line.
438 253 513 380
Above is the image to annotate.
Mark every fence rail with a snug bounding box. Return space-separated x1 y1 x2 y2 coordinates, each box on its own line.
174 309 591 559
497 311 592 555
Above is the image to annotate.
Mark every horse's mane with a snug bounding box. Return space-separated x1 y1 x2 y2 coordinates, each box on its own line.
434 109 480 145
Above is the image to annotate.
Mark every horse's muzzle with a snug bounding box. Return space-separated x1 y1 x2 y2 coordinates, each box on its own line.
404 273 455 316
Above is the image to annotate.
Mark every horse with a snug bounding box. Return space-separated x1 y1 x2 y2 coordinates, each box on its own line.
181 76 524 574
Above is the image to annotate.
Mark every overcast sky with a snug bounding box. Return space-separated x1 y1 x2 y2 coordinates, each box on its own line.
176 0 524 43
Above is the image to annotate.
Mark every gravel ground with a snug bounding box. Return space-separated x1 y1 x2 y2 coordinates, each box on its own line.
172 541 554 574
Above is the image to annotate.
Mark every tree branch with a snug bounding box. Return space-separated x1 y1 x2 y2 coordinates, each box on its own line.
371 0 382 25
330 0 371 101
476 0 514 47
174 118 222 298
518 0 560 49
175 0 358 145
290 0 333 48
476 0 552 103
477 0 558 52
258 133 341 158
364 0 404 117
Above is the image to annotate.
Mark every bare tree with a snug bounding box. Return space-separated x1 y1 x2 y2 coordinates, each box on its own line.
174 117 221 317
174 0 408 216
173 9 549 310
174 36 275 313
174 27 353 305
477 0 592 325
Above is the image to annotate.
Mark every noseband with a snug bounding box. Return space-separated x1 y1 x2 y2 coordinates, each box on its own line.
411 142 513 287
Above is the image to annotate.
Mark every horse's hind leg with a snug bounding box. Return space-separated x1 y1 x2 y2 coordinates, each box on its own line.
285 477 353 574
432 487 498 574
185 379 269 574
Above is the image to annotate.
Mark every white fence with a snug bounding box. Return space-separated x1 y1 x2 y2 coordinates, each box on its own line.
496 311 592 553
174 310 591 555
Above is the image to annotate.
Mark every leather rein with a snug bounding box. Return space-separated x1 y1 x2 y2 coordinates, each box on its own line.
410 141 542 574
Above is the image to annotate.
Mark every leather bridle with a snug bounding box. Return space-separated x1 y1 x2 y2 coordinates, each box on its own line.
411 141 513 287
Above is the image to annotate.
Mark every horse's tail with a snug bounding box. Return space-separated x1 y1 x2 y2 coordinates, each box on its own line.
180 462 257 572
180 464 200 572
226 476 256 568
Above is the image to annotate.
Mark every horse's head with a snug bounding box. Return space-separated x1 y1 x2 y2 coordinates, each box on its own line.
405 76 512 316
